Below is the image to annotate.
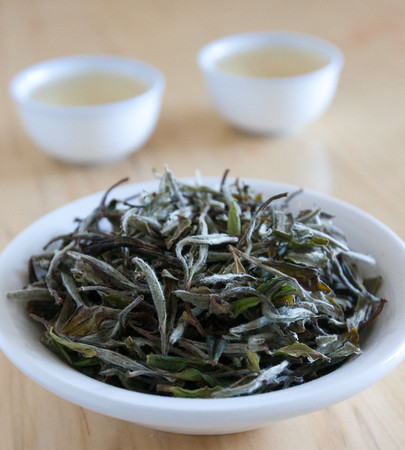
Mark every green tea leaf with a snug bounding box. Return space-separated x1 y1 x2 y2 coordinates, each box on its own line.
227 199 241 236
230 297 261 316
157 385 222 398
328 342 361 359
48 328 97 358
246 348 261 374
274 343 330 362
7 288 53 301
173 368 216 387
133 257 168 355
146 354 188 372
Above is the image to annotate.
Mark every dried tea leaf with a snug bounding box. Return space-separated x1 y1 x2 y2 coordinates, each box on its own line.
11 169 387 398
207 335 226 363
246 348 261 374
211 361 289 398
69 251 135 290
61 306 117 336
157 385 222 398
7 288 53 302
146 354 188 372
172 368 216 387
133 257 168 355
273 343 330 362
230 297 261 316
227 199 241 236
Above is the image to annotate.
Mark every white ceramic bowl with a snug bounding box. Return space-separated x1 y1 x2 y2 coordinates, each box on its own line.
9 55 165 164
0 178 404 435
198 32 344 134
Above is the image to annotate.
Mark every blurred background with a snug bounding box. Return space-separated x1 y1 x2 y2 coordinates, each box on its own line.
2 1 404 235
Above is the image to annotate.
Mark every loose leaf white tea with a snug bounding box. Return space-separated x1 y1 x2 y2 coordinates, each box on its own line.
7 168 387 398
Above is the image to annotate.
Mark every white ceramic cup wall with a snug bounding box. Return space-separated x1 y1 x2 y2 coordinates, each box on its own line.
198 31 344 134
9 55 165 164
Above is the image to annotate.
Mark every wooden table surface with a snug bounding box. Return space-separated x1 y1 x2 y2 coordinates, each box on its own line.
1 0 404 448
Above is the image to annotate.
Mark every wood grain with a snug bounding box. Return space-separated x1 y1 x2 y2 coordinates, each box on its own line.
0 0 404 448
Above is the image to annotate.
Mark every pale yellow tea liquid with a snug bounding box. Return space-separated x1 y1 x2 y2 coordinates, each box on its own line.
216 46 328 78
31 72 149 106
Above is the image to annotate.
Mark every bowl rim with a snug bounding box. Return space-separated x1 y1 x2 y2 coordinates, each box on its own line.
0 177 404 430
9 54 165 117
197 30 344 83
